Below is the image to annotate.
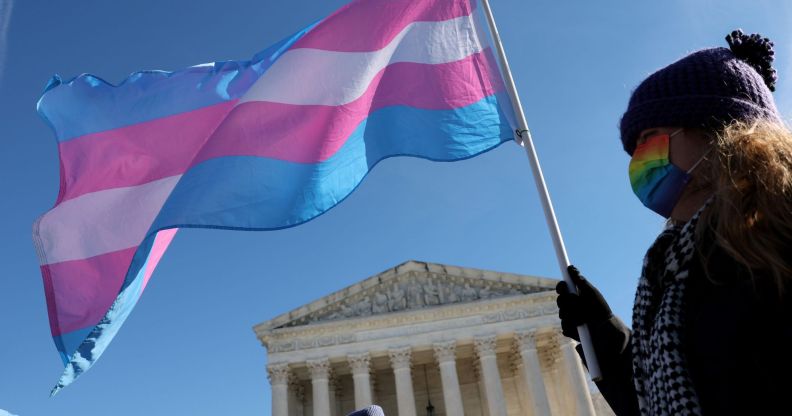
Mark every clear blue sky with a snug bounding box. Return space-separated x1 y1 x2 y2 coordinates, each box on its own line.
1 0 790 414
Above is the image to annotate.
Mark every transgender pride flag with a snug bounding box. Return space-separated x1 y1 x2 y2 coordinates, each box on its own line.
34 0 516 392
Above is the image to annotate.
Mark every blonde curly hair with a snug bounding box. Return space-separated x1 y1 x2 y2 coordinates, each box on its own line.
695 118 792 296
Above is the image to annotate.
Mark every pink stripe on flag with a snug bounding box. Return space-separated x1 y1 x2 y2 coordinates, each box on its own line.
141 229 178 291
57 101 236 203
292 0 475 52
42 247 137 337
195 51 503 164
56 50 502 198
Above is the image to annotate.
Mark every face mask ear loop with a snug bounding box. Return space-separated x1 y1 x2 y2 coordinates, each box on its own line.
686 146 714 174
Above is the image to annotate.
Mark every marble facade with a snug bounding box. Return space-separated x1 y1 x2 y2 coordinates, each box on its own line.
254 261 615 416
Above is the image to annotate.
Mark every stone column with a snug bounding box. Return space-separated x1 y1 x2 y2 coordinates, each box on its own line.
289 374 306 416
514 330 552 415
347 352 374 409
472 359 490 416
329 374 340 416
307 358 332 416
267 363 290 416
433 341 465 416
389 346 417 416
557 330 596 416
474 335 508 416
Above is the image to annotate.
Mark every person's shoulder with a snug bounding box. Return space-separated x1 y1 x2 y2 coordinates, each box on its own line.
691 239 791 312
690 239 747 284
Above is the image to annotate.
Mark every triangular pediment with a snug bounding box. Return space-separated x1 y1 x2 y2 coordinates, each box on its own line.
256 260 559 331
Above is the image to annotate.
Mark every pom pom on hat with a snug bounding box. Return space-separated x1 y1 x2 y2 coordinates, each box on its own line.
726 29 777 91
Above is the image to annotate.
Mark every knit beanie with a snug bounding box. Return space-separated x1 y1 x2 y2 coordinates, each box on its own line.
620 29 781 155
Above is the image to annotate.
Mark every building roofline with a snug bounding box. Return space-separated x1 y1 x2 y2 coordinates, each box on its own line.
252 260 559 332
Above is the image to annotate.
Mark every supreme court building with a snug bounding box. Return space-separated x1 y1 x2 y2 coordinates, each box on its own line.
254 261 615 415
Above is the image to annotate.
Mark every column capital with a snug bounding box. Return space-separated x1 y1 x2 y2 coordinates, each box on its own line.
538 329 562 370
388 346 413 369
267 362 291 386
290 378 306 402
433 340 457 364
508 351 522 375
514 329 539 352
550 326 563 339
472 355 482 381
329 372 342 395
307 357 332 380
474 334 498 358
550 326 577 347
347 352 372 375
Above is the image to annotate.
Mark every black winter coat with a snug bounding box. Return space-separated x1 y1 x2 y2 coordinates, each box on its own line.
577 238 792 415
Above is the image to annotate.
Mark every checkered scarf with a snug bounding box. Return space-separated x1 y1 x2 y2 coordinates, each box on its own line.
631 204 710 415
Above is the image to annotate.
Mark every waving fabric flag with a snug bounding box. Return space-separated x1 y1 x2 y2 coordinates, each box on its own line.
34 0 516 392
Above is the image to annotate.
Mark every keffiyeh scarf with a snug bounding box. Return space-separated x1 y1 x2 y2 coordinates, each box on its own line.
631 204 709 415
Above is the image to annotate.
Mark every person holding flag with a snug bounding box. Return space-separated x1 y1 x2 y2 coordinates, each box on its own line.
556 30 792 415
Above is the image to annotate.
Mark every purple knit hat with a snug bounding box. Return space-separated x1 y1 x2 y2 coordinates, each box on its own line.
620 29 781 155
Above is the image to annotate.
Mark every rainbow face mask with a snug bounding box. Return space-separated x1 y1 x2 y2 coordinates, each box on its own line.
629 130 694 218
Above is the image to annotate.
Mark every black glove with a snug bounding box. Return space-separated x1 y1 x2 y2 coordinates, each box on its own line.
555 265 613 341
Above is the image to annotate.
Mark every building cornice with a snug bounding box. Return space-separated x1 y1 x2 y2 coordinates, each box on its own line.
253 260 559 333
258 291 559 354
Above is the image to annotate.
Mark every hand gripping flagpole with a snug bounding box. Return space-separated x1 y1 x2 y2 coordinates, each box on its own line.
479 0 602 381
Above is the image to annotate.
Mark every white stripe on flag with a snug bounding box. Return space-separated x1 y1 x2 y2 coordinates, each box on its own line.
35 175 181 264
240 14 483 106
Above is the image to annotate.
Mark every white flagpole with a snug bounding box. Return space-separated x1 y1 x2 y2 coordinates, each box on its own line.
479 0 602 381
